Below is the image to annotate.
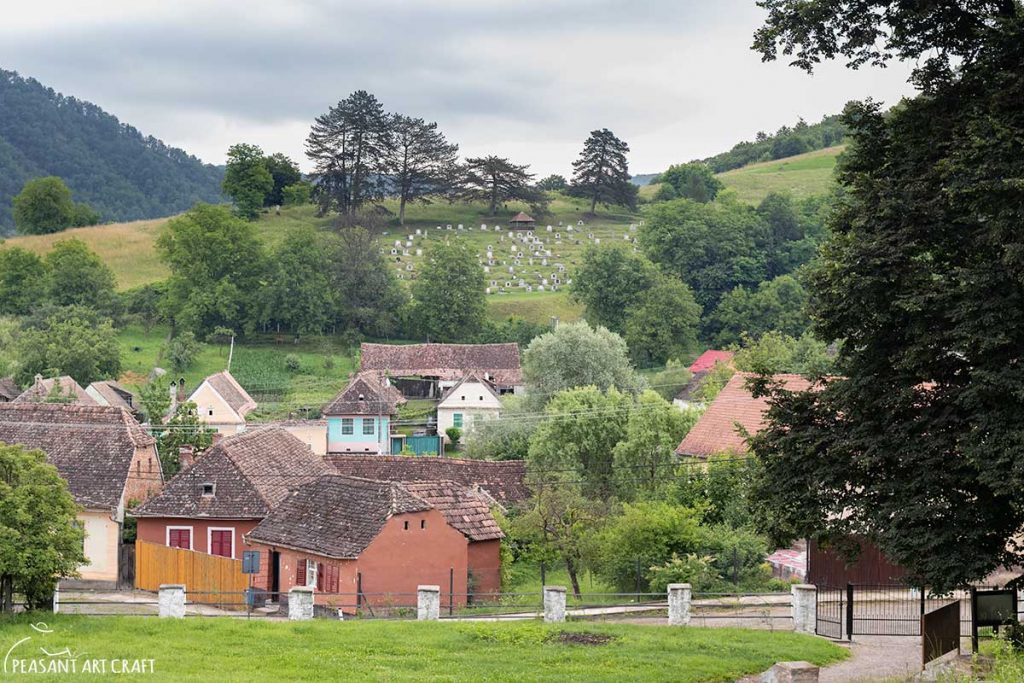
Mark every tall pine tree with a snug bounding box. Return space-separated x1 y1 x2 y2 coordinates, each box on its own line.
458 156 547 216
568 129 636 212
388 115 458 225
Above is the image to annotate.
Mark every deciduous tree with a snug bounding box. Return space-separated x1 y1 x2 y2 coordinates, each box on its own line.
262 152 302 208
222 143 273 220
624 276 701 367
44 238 118 314
0 247 47 315
411 240 486 342
571 244 659 334
522 321 642 399
15 306 121 385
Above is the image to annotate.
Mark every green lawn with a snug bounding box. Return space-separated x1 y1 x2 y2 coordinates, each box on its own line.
0 614 846 682
716 145 845 204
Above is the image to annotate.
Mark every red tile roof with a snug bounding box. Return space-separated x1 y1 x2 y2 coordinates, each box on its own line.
402 480 504 541
322 372 405 416
199 371 257 417
675 373 815 458
359 343 523 386
510 212 535 224
13 375 98 405
687 350 735 374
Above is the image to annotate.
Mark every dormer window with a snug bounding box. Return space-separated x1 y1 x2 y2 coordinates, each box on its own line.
201 483 216 497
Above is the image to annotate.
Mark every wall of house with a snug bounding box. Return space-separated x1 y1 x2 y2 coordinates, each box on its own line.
79 509 119 582
136 517 259 560
123 444 163 504
281 423 327 455
326 415 391 454
437 407 500 442
467 539 502 595
190 382 245 435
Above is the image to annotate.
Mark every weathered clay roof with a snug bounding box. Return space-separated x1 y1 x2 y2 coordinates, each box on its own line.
674 370 709 403
675 373 815 458
197 371 257 417
438 372 501 405
510 211 535 223
0 377 20 401
246 474 433 559
322 373 405 416
87 380 136 412
326 455 529 507
13 376 98 405
359 343 523 385
402 480 504 541
134 426 330 519
688 350 735 374
0 403 155 510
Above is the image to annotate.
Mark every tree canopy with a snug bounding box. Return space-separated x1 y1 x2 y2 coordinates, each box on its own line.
568 128 637 212
15 306 122 385
457 156 547 216
11 176 99 234
222 143 274 220
389 115 459 225
411 239 487 342
522 321 642 399
655 163 723 203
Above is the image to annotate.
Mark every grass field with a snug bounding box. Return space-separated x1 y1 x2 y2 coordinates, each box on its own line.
0 614 846 682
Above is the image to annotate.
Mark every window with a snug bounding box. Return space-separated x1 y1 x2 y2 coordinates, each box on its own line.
209 529 233 558
201 482 215 496
453 413 463 428
305 559 318 588
420 520 425 529
208 408 214 416
341 418 353 435
403 521 409 530
362 418 375 435
167 527 192 550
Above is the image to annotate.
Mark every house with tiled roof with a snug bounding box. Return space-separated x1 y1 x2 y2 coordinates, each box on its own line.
674 351 736 410
133 426 330 582
322 373 405 455
245 474 505 609
688 350 735 374
359 342 523 394
326 454 529 509
188 370 257 435
86 380 140 417
0 403 162 584
674 372 815 458
436 373 502 443
13 375 97 405
0 376 20 402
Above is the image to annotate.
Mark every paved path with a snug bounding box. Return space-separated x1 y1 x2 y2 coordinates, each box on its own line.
817 636 923 682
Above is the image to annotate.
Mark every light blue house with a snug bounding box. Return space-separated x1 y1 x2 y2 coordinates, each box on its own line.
323 373 405 454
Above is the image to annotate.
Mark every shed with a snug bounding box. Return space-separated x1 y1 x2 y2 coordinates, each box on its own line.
509 212 535 230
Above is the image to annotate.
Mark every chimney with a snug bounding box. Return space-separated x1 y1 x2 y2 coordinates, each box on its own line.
178 444 195 469
176 378 186 402
168 382 178 413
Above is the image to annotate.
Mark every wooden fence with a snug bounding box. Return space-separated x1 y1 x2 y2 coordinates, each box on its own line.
135 541 248 607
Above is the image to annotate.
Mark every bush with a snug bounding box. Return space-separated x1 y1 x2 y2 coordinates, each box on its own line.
647 553 719 593
446 427 462 447
166 332 202 372
284 353 301 372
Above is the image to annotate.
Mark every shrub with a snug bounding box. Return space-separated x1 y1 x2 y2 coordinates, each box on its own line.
166 332 202 372
647 554 719 593
284 353 301 372
446 427 462 447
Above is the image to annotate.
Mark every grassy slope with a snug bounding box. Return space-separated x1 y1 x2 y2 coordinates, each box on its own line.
0 614 846 682
639 145 845 205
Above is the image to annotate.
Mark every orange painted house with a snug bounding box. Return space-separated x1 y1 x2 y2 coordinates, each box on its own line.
245 474 504 611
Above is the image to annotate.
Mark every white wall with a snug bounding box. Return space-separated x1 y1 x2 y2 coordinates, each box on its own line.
78 510 119 582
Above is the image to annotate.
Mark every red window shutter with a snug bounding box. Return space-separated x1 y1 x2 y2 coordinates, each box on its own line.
210 530 232 558
331 566 339 593
296 558 306 586
317 563 325 591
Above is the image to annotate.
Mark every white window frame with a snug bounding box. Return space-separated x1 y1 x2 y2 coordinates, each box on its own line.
166 525 194 550
305 559 318 588
207 527 235 559
362 418 375 436
341 418 354 435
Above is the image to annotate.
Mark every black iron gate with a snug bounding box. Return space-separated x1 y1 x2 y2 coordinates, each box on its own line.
815 585 844 639
816 583 981 639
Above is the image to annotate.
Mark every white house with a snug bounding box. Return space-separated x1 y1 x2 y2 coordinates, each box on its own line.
188 370 257 435
436 374 502 443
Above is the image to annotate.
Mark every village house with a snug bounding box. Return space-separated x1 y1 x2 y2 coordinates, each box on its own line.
244 474 504 610
133 427 330 566
673 349 735 410
268 418 328 455
322 373 405 455
358 342 524 396
436 373 503 443
0 377 20 402
12 374 97 405
85 380 140 417
188 370 257 435
0 403 163 584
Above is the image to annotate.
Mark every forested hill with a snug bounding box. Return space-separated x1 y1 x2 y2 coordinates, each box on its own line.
0 69 223 233
702 114 847 173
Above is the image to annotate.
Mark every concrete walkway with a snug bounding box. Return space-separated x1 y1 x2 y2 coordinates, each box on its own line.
817 636 923 682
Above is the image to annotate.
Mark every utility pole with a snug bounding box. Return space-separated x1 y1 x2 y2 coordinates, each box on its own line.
227 335 235 371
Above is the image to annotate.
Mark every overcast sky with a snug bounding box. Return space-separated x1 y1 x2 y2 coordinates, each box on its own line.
0 0 916 176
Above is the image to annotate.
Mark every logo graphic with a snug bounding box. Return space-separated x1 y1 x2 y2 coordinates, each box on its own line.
4 622 154 676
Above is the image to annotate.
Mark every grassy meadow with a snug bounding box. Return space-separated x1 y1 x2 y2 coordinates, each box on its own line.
0 614 847 682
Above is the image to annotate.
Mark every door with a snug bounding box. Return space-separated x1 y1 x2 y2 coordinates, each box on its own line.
270 551 281 595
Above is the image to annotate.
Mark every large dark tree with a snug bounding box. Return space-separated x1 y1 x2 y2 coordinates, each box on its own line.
388 115 458 225
306 91 391 218
749 1 1024 590
458 156 547 216
263 153 302 208
330 227 408 337
222 143 272 220
568 129 636 212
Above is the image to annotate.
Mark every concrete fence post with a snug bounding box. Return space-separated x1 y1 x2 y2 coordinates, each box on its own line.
668 583 692 626
543 585 566 623
288 586 314 621
53 584 60 614
791 584 817 634
158 584 186 618
417 585 440 621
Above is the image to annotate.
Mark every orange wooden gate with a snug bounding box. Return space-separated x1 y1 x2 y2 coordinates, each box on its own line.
135 540 248 607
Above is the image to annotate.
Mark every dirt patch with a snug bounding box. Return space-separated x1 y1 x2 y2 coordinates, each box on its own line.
551 632 616 646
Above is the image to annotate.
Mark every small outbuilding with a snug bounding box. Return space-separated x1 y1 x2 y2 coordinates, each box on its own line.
509 212 535 230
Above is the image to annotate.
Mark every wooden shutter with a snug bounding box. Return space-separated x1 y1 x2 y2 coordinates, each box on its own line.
317 563 325 591
296 558 306 586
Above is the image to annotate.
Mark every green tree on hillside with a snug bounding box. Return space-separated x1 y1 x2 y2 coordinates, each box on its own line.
0 247 47 315
0 443 86 612
522 321 642 399
571 244 659 334
568 129 637 212
537 174 567 191
12 176 98 234
330 227 408 336
612 390 695 499
623 276 702 367
258 226 335 335
457 156 547 216
262 153 302 208
389 115 459 225
157 204 266 336
748 0 1024 590
43 238 118 314
707 274 809 346
656 163 723 203
411 240 487 342
222 143 273 220
733 330 833 375
281 182 312 207
15 306 121 385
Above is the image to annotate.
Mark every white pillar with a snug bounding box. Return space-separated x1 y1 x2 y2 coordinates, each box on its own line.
158 584 186 618
543 586 566 623
791 584 817 634
668 583 692 626
53 584 60 614
289 586 314 621
417 585 441 621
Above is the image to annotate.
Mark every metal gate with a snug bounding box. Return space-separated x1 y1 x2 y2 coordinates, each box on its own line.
816 584 981 639
815 585 845 638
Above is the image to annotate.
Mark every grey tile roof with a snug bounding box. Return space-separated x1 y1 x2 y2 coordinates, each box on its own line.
133 426 330 519
401 481 504 541
359 343 523 385
322 373 405 416
0 377 20 401
438 372 501 404
0 403 155 510
13 376 98 405
87 381 137 412
246 474 433 559
326 455 529 507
